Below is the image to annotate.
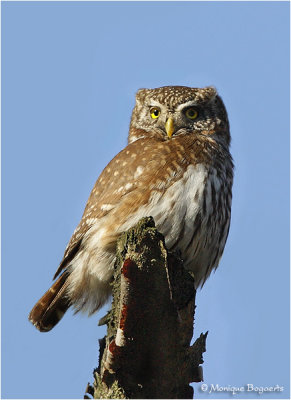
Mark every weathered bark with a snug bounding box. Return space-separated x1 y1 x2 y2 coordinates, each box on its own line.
87 217 207 399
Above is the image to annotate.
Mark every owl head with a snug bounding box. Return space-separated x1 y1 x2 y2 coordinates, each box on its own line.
129 86 230 146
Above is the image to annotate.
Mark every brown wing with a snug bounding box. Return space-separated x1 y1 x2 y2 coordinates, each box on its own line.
52 140 144 279
53 134 204 280
53 239 82 279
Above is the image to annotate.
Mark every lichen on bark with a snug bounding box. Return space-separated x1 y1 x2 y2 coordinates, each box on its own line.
91 217 207 399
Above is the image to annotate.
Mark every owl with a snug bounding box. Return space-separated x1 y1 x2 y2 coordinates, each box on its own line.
29 86 233 332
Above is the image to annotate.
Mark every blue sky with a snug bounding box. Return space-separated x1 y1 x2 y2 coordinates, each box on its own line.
1 1 290 399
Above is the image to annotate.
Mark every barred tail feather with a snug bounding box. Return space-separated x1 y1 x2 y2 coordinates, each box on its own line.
28 271 71 332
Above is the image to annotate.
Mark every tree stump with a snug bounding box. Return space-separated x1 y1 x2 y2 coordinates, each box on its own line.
88 217 207 399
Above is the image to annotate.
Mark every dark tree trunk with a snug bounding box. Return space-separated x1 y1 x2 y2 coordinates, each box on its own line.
86 217 207 399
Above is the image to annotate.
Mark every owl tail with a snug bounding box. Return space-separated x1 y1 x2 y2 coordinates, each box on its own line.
28 271 71 332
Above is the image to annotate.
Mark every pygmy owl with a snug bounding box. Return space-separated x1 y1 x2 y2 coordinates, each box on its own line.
29 85 233 332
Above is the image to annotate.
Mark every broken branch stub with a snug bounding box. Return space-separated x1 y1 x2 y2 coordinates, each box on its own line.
93 217 207 399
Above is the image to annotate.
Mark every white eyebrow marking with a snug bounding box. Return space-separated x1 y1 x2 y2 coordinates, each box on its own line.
148 100 163 108
176 100 198 111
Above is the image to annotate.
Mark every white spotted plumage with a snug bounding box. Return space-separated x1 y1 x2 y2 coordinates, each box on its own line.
29 85 233 332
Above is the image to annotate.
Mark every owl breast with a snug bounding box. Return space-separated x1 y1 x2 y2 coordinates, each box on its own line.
147 163 232 287
66 136 233 312
29 85 234 330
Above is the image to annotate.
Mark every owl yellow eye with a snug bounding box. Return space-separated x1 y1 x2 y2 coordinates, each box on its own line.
150 107 161 119
185 108 198 120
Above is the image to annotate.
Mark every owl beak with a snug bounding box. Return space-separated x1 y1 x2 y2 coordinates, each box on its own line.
165 117 175 139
